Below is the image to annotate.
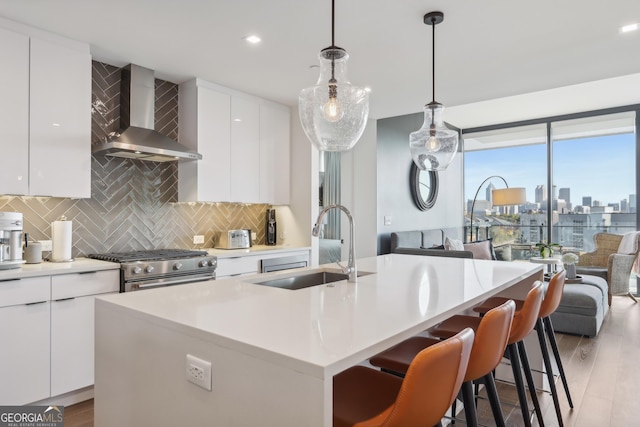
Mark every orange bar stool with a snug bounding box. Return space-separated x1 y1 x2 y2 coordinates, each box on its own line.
333 328 474 427
369 300 516 427
473 270 571 426
429 281 545 427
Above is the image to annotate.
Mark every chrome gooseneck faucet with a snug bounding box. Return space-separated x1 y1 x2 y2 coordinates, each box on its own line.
312 204 357 282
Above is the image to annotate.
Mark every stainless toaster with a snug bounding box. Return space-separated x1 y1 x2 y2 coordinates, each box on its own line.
217 229 251 249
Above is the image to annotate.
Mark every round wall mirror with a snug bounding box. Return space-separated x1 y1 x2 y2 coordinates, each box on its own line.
410 162 438 211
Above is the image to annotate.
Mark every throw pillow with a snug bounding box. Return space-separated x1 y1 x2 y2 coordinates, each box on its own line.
463 240 495 260
444 236 464 251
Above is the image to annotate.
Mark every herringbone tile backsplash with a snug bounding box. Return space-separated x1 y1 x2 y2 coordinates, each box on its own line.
0 61 269 257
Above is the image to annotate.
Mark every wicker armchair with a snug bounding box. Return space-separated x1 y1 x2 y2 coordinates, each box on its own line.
575 232 640 305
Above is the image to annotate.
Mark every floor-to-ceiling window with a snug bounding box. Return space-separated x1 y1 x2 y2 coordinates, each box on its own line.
464 124 547 251
463 106 639 291
551 112 636 250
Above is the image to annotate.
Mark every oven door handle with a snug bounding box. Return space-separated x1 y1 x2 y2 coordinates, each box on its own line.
130 275 214 291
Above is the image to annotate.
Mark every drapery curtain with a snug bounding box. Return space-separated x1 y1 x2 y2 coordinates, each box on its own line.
322 152 341 240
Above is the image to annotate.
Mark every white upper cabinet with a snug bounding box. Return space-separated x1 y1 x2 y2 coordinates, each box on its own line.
179 78 291 204
230 96 260 203
0 19 91 198
29 36 91 198
179 79 231 202
259 102 290 205
0 27 29 195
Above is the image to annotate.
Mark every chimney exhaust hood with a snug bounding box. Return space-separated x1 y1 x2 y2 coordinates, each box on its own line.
92 64 202 162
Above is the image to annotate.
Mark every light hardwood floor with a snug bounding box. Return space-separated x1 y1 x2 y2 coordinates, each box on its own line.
64 296 640 427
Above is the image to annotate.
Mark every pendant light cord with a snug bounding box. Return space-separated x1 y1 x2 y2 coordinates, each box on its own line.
431 16 436 104
330 0 336 84
331 0 335 47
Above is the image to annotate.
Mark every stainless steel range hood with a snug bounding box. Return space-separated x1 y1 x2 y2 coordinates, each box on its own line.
92 64 202 162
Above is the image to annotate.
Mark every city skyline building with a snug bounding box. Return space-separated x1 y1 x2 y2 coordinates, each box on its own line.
535 185 546 204
559 188 571 211
486 183 495 204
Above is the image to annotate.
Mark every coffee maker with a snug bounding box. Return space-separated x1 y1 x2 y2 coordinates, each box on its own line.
266 209 277 246
0 212 24 268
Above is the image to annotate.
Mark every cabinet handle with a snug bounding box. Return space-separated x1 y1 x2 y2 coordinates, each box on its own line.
78 271 97 275
54 297 76 302
0 278 20 283
25 301 47 306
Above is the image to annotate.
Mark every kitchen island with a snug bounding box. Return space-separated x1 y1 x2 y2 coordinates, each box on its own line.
94 254 542 427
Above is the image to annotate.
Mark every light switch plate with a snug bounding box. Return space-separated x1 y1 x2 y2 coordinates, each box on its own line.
384 216 392 226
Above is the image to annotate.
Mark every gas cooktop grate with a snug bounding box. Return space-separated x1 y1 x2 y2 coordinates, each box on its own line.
87 249 209 263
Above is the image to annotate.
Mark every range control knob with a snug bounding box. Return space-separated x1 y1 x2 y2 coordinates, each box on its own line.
199 260 208 268
173 262 183 271
145 265 154 273
209 259 217 267
133 266 142 274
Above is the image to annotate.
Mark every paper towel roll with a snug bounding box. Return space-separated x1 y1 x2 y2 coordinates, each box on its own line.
52 219 72 262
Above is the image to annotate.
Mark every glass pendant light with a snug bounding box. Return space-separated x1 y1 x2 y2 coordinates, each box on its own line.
299 0 369 152
409 11 459 171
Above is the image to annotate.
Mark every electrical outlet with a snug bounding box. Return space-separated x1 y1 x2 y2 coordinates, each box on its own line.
251 232 257 241
39 240 52 251
186 354 212 391
193 235 205 244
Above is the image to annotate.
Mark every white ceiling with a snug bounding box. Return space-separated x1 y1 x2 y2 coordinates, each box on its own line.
1 0 639 122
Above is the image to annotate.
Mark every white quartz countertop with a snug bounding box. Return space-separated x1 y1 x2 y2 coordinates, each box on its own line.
97 254 542 378
206 245 310 258
0 257 119 280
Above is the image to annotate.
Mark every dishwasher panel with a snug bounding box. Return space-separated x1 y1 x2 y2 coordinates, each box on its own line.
261 254 309 273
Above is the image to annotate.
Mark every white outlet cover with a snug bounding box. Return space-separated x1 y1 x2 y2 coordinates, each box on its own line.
39 240 53 251
186 354 212 391
193 235 205 244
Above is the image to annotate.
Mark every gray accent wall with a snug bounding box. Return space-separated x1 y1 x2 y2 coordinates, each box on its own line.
376 112 464 253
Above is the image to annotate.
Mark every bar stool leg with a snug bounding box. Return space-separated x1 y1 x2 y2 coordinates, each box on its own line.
461 381 479 427
543 316 574 408
483 373 507 427
517 340 546 427
536 319 564 426
507 343 532 427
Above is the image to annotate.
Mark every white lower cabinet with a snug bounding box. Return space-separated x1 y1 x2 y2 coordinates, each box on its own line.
0 276 51 405
0 269 119 405
50 295 97 396
50 270 119 397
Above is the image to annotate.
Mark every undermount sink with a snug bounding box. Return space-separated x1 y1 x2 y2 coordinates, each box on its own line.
250 269 372 291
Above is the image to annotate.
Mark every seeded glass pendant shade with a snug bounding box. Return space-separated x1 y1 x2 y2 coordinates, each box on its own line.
299 0 370 152
410 11 458 171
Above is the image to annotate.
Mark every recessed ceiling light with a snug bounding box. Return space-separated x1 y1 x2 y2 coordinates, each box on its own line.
233 118 242 122
620 23 638 33
364 87 372 93
244 35 262 44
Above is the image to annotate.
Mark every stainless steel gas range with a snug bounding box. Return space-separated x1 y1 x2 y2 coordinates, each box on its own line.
87 249 217 292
